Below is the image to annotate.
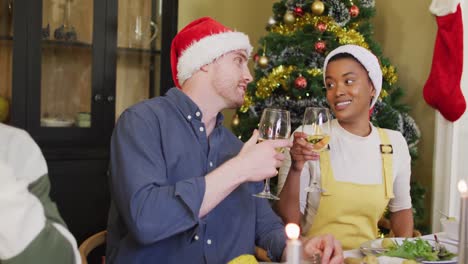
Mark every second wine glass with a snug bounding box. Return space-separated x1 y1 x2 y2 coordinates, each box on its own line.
302 107 331 193
254 108 291 200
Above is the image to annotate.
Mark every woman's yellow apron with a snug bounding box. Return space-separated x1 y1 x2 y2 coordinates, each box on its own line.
305 128 395 250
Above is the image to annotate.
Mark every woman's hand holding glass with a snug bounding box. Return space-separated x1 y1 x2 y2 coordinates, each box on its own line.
289 132 320 172
301 107 331 193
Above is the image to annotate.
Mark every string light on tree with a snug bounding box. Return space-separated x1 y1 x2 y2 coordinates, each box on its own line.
311 0 325 15
283 11 296 24
349 4 360 17
268 16 277 26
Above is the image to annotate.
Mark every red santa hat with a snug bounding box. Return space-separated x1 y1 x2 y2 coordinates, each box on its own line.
170 17 253 88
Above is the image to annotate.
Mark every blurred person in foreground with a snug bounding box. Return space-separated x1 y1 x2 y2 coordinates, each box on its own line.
0 123 80 263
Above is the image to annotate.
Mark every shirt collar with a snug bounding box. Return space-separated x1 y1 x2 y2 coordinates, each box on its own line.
166 88 225 127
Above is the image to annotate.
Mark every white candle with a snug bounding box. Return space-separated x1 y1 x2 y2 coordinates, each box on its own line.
285 223 302 264
458 180 468 263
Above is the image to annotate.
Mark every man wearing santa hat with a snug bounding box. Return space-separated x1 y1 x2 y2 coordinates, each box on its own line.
106 17 343 263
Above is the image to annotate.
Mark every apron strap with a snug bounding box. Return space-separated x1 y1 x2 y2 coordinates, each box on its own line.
377 128 395 199
319 150 332 196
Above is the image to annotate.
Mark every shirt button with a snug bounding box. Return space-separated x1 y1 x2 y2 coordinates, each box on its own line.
207 239 212 245
196 111 201 117
194 235 199 241
187 115 192 120
209 161 213 167
199 127 204 132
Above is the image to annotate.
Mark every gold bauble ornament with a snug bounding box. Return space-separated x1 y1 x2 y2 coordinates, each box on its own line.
257 55 269 68
311 0 325 15
283 11 296 25
232 114 240 126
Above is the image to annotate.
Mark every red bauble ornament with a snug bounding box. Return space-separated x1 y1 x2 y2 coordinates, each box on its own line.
349 5 360 17
294 6 304 17
314 40 326 53
316 22 327 32
294 76 307 89
253 53 259 62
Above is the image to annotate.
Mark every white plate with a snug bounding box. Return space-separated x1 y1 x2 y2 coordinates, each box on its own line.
421 261 457 264
41 117 74 127
360 237 458 264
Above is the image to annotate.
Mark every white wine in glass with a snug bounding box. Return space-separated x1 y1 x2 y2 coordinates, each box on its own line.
302 107 331 193
254 108 291 200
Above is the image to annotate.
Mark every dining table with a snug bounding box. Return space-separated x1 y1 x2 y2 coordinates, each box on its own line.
343 232 458 264
259 232 459 264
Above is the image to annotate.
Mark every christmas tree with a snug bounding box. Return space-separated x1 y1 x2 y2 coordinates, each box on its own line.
232 0 426 232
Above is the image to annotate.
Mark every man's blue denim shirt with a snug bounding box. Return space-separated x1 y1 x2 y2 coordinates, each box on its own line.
107 88 286 263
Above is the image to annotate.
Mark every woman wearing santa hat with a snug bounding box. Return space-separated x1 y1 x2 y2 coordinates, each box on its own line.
276 44 414 250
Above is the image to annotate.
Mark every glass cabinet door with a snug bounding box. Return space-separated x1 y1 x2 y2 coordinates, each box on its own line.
0 0 13 124
115 0 161 119
40 0 93 128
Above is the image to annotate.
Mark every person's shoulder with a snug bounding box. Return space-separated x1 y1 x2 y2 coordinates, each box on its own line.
0 123 47 181
127 96 171 115
378 127 406 143
0 122 28 137
117 96 172 124
0 123 35 147
376 127 410 156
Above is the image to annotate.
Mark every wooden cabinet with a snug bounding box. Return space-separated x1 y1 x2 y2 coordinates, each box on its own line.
1 0 178 243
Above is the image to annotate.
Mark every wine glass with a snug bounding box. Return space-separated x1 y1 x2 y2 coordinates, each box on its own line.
302 107 331 193
253 108 291 200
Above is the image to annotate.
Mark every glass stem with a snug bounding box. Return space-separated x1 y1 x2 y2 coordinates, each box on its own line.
313 159 319 185
263 178 271 193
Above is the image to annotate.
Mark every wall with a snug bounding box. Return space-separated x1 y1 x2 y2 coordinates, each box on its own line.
178 0 276 126
373 0 437 228
178 0 275 48
179 0 438 228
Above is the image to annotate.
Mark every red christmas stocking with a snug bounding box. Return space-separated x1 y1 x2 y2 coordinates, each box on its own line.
423 4 466 122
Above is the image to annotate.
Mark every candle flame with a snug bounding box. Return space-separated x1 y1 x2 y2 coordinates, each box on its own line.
285 223 300 239
458 180 467 195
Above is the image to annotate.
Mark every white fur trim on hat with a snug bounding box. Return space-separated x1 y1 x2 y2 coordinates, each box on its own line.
323 44 382 108
177 31 253 85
